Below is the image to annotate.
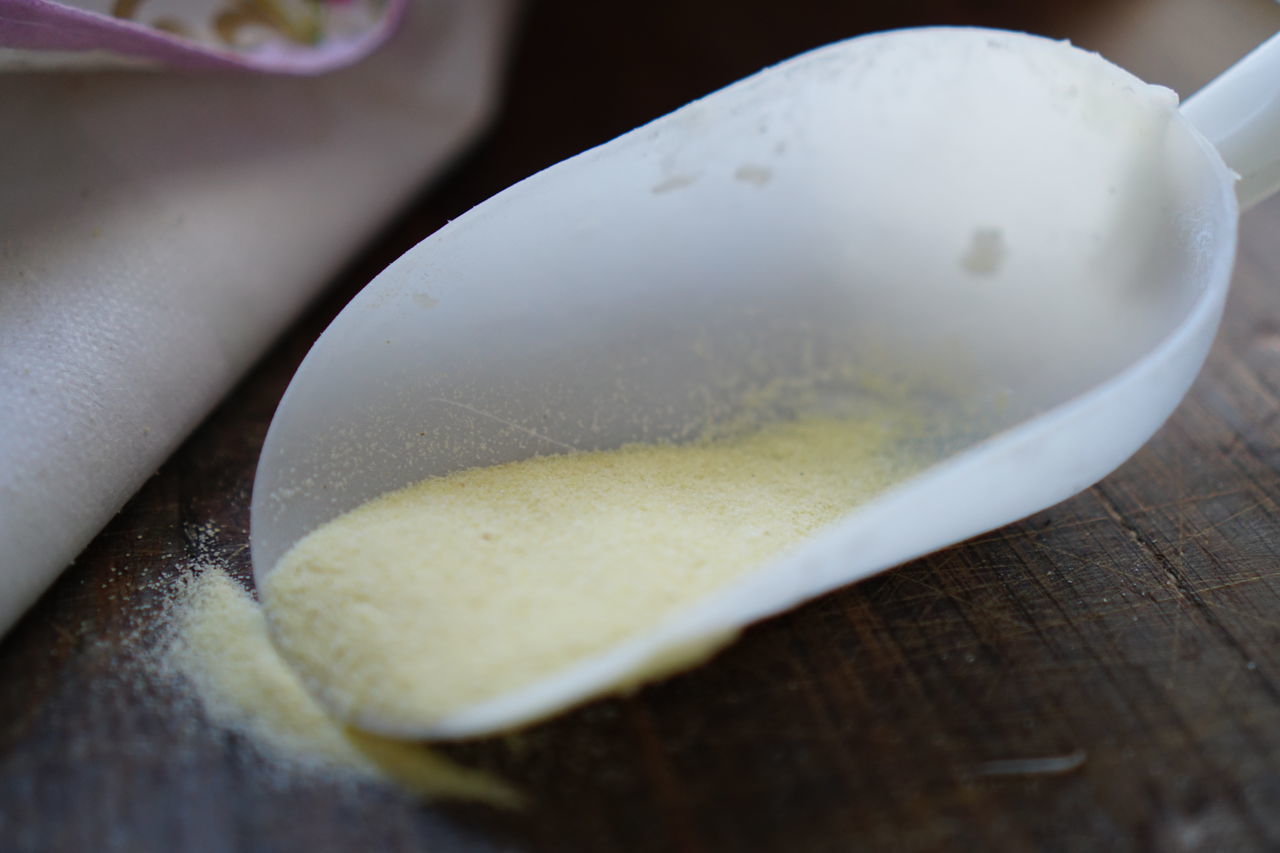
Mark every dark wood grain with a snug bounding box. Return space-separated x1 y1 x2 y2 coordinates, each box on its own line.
4 1 1280 850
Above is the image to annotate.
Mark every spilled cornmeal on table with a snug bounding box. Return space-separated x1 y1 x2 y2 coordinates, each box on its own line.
163 569 522 804
262 409 926 735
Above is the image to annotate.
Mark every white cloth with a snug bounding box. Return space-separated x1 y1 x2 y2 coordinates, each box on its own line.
0 0 517 633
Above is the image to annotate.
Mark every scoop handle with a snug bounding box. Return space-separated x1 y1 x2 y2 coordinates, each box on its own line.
1182 30 1280 211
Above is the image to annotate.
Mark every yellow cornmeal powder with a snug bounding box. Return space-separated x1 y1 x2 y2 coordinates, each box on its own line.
263 412 918 734
163 569 521 806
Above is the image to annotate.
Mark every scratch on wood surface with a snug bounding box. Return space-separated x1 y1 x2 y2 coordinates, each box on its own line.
891 569 1030 634
968 516 1105 544
1225 349 1280 408
1192 572 1280 595
1214 656 1251 699
1188 594 1280 633
974 750 1086 777
1023 538 1093 567
980 489 1258 542
1178 504 1262 544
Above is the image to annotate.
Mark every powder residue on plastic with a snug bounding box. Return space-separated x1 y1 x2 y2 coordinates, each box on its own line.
263 408 927 735
961 227 1006 275
161 568 521 806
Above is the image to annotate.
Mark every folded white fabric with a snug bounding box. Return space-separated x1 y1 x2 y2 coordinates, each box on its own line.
0 0 517 633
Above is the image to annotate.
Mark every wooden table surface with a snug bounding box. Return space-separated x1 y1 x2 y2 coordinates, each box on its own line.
4 1 1280 850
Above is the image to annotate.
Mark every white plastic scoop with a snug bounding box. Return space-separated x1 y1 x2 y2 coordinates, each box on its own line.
251 27 1280 739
